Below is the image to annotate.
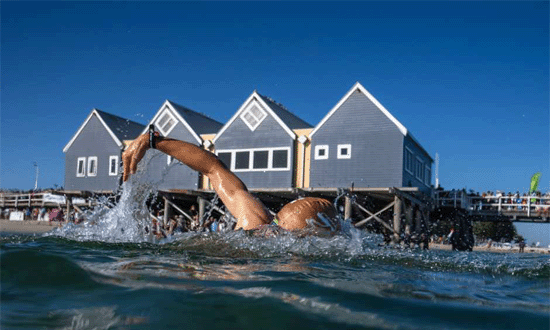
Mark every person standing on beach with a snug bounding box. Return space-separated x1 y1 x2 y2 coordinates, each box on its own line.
519 240 526 253
122 129 337 232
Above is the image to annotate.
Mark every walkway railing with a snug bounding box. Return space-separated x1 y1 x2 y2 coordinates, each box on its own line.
0 192 88 208
0 192 52 208
434 190 550 218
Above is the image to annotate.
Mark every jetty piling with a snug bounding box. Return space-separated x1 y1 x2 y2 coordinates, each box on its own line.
2 187 547 248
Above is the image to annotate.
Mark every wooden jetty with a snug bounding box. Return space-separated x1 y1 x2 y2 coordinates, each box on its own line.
154 186 433 246
434 190 550 223
2 187 547 251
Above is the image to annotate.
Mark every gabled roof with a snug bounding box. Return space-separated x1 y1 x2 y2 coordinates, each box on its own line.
256 93 312 130
309 82 432 161
63 109 145 153
310 82 407 137
144 100 223 144
213 90 311 143
168 100 223 136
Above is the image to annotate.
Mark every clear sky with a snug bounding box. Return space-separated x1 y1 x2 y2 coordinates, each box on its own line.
2 2 548 243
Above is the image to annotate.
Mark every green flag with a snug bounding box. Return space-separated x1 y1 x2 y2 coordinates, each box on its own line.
530 172 542 194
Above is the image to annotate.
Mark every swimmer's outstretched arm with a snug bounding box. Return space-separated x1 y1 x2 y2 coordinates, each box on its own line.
122 134 272 230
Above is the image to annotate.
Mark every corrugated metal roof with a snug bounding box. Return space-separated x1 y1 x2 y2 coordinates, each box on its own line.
167 100 223 135
95 109 146 141
256 94 312 129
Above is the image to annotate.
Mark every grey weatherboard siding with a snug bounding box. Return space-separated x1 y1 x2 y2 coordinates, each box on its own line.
215 113 296 189
309 85 432 193
64 115 123 192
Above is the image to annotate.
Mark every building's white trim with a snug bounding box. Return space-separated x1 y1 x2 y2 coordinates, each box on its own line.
141 100 203 144
404 147 414 174
314 145 329 160
215 147 291 172
109 155 119 176
213 91 297 143
63 109 123 153
240 101 267 131
424 165 431 186
156 108 178 136
310 82 408 138
87 156 98 177
337 144 352 159
415 156 424 181
76 157 86 177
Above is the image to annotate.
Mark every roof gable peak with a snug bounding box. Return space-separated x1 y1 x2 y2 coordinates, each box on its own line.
310 82 408 138
63 108 127 153
213 90 298 143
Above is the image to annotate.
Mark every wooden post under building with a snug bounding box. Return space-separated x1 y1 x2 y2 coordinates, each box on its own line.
65 194 72 223
393 195 402 243
198 197 206 226
344 196 352 220
163 197 173 227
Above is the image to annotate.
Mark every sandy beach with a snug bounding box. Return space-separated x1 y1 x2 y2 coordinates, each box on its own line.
0 219 58 234
430 242 549 254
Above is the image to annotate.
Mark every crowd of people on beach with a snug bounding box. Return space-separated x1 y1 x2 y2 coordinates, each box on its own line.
1 206 83 225
1 202 232 235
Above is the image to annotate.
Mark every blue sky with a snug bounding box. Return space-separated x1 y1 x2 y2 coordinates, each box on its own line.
2 2 549 243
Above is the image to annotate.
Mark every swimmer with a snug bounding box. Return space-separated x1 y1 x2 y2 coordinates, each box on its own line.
122 129 337 232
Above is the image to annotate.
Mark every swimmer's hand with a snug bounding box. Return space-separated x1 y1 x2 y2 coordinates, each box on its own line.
122 133 150 182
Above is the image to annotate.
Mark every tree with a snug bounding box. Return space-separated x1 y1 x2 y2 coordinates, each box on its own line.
473 221 517 242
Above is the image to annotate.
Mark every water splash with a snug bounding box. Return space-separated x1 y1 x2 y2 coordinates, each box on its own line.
47 152 167 243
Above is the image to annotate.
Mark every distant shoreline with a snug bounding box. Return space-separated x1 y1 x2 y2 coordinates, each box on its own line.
430 243 549 254
1 220 549 254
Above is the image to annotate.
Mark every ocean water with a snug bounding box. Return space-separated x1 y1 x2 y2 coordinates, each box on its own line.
2 230 549 330
2 165 549 329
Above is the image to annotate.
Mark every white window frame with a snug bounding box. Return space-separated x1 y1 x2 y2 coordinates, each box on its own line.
216 147 291 172
425 165 431 186
156 108 177 136
240 102 267 131
87 156 98 177
415 157 424 181
337 144 352 159
405 147 414 174
76 157 86 177
270 148 291 170
109 155 119 176
314 145 329 160
251 149 270 170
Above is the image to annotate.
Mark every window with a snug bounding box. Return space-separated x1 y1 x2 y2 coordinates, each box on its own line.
240 103 267 131
253 150 269 169
337 144 352 159
235 151 250 170
415 157 424 181
272 150 288 169
109 156 119 176
217 152 232 169
315 145 329 160
76 157 86 177
87 157 98 177
217 147 290 172
156 109 177 135
405 148 414 174
425 166 431 186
